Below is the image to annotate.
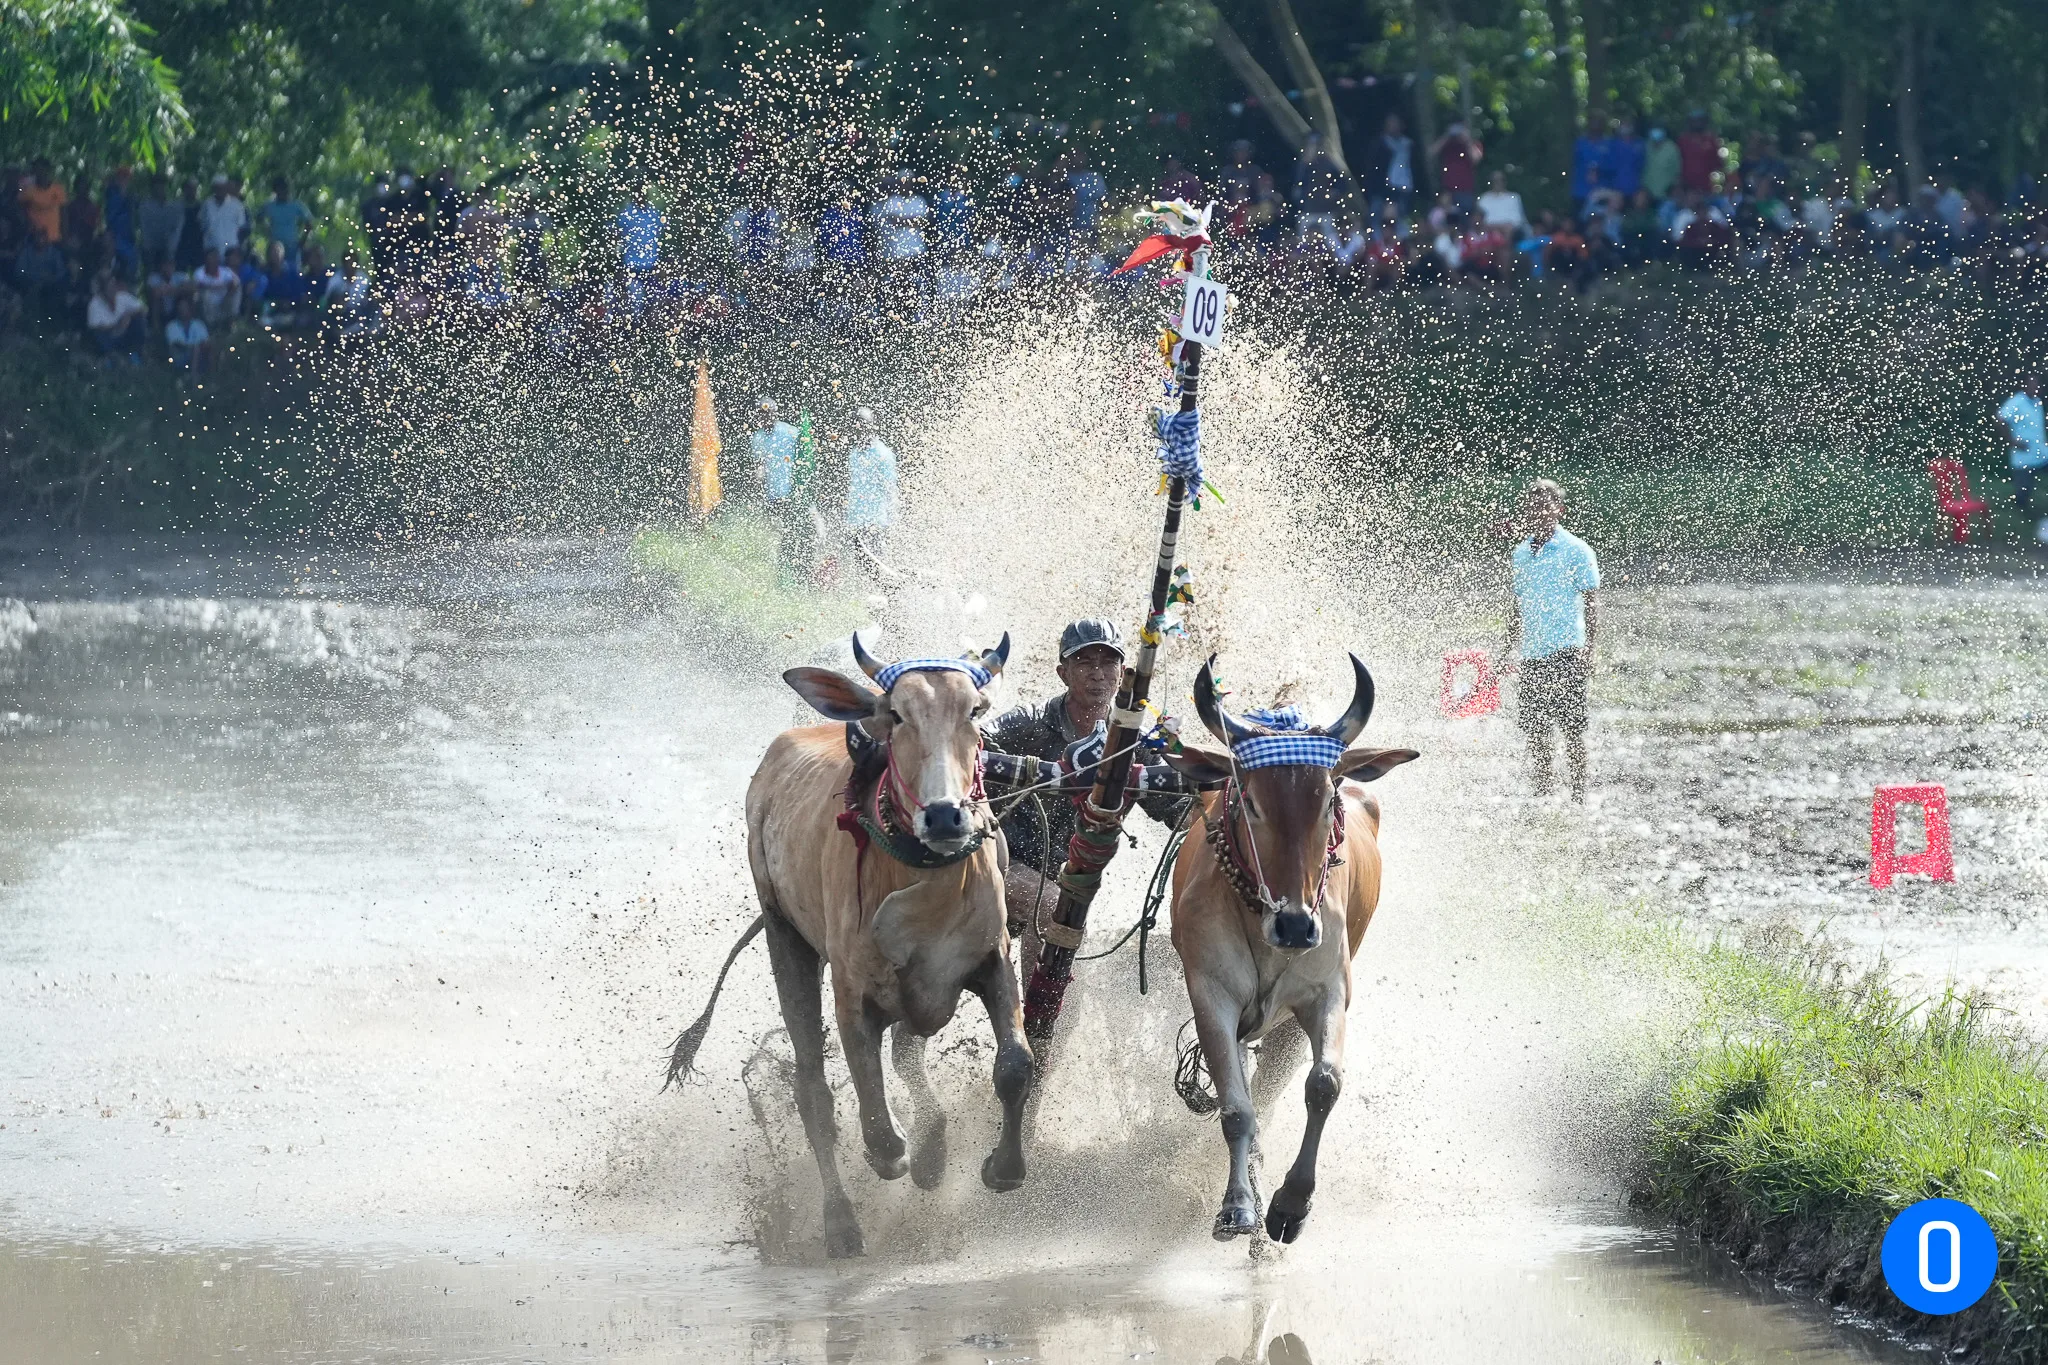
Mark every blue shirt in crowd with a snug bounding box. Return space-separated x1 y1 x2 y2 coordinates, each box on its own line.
618 204 663 269
751 421 800 501
2000 391 2048 470
844 438 898 528
820 204 867 265
1511 527 1601 659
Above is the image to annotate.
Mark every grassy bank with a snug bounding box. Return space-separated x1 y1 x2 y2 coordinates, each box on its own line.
1639 936 2048 1359
631 512 866 655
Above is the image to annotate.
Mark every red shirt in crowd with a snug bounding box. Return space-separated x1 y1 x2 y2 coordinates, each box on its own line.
1437 134 1482 194
1677 130 1724 195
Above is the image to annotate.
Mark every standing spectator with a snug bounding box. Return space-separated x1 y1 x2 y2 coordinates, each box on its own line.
191 246 240 327
1677 112 1725 198
254 176 313 271
1432 122 1484 213
85 270 146 364
1477 170 1529 239
198 175 249 258
15 230 71 322
1365 114 1416 224
360 172 399 277
165 294 209 371
17 158 67 247
617 183 663 276
391 167 433 278
930 171 975 250
1214 140 1264 236
1998 375 2047 524
750 398 813 578
62 172 103 266
1293 130 1350 249
1065 153 1107 256
818 183 868 271
843 406 899 564
510 190 551 292
1502 479 1601 802
1609 118 1645 198
1571 112 1610 206
1159 155 1205 204
137 174 182 273
1248 172 1283 251
174 178 206 271
872 176 929 307
1643 127 1680 201
102 168 136 277
426 166 470 277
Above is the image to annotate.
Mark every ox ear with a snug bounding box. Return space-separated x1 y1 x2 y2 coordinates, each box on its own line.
783 667 882 722
1160 741 1234 788
1334 747 1419 783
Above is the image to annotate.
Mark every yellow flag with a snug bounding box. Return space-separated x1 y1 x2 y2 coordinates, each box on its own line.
689 355 723 519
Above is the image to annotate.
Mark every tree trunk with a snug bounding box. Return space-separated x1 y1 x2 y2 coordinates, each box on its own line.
1838 59 1866 200
1581 0 1609 121
1208 10 1314 153
1262 0 1347 176
1896 15 1923 191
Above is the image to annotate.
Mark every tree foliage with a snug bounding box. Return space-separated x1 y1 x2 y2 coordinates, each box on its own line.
1 0 189 166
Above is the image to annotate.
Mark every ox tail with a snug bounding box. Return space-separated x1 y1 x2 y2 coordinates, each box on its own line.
662 914 767 1092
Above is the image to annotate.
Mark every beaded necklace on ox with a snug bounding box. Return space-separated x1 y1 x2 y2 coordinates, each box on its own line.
1205 774 1347 916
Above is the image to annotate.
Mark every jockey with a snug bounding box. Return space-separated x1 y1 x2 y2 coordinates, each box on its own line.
981 617 1190 983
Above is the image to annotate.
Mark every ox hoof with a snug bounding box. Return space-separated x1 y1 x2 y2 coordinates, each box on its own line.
980 1150 1025 1192
823 1198 865 1259
1212 1197 1260 1241
910 1123 948 1191
865 1144 909 1181
1265 1189 1312 1244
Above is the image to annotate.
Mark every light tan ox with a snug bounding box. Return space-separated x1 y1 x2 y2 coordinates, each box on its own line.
664 634 1031 1258
1162 654 1417 1245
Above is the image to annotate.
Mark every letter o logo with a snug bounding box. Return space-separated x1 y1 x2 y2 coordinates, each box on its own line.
1882 1199 1997 1314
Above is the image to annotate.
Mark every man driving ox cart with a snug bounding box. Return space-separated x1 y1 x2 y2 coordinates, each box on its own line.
981 617 1191 987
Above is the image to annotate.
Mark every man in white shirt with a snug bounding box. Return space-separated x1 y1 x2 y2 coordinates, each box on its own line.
86 272 148 363
873 178 929 261
1477 170 1529 240
197 174 249 257
192 246 241 326
1997 375 2047 524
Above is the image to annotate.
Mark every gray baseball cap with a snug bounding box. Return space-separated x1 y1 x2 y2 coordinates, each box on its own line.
1059 617 1126 661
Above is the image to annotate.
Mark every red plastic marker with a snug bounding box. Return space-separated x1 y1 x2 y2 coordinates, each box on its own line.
1870 783 1955 887
1440 650 1501 719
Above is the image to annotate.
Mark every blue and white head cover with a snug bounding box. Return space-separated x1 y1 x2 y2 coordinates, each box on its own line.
873 657 993 692
1231 705 1346 770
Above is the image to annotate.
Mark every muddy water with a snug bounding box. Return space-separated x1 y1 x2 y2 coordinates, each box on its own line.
0 537 1948 1363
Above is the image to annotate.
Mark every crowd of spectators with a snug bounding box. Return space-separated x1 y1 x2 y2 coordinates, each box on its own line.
1211 111 2048 294
12 114 2048 376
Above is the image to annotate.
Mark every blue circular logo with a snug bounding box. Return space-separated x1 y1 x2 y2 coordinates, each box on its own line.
1881 1198 1998 1314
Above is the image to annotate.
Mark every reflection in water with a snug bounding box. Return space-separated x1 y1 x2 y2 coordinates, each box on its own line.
0 1221 1915 1364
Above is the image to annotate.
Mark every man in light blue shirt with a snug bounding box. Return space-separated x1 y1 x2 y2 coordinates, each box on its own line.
1997 375 2045 522
748 398 799 503
1503 479 1601 801
843 406 899 565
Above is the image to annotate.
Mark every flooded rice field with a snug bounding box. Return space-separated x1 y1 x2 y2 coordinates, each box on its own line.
1 536 2035 1362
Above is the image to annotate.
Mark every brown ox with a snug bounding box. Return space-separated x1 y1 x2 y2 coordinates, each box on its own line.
1163 654 1417 1244
665 634 1031 1258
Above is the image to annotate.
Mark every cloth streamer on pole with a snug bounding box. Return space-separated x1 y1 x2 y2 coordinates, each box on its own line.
688 356 723 519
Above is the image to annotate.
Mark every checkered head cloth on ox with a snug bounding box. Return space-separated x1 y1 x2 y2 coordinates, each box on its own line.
873 658 993 692
1229 705 1345 770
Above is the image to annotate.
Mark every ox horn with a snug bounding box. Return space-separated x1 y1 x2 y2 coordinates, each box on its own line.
1323 653 1376 746
851 630 886 682
1194 654 1262 747
975 631 1011 679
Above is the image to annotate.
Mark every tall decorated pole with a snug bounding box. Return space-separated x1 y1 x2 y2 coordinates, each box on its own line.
1023 200 1226 1068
